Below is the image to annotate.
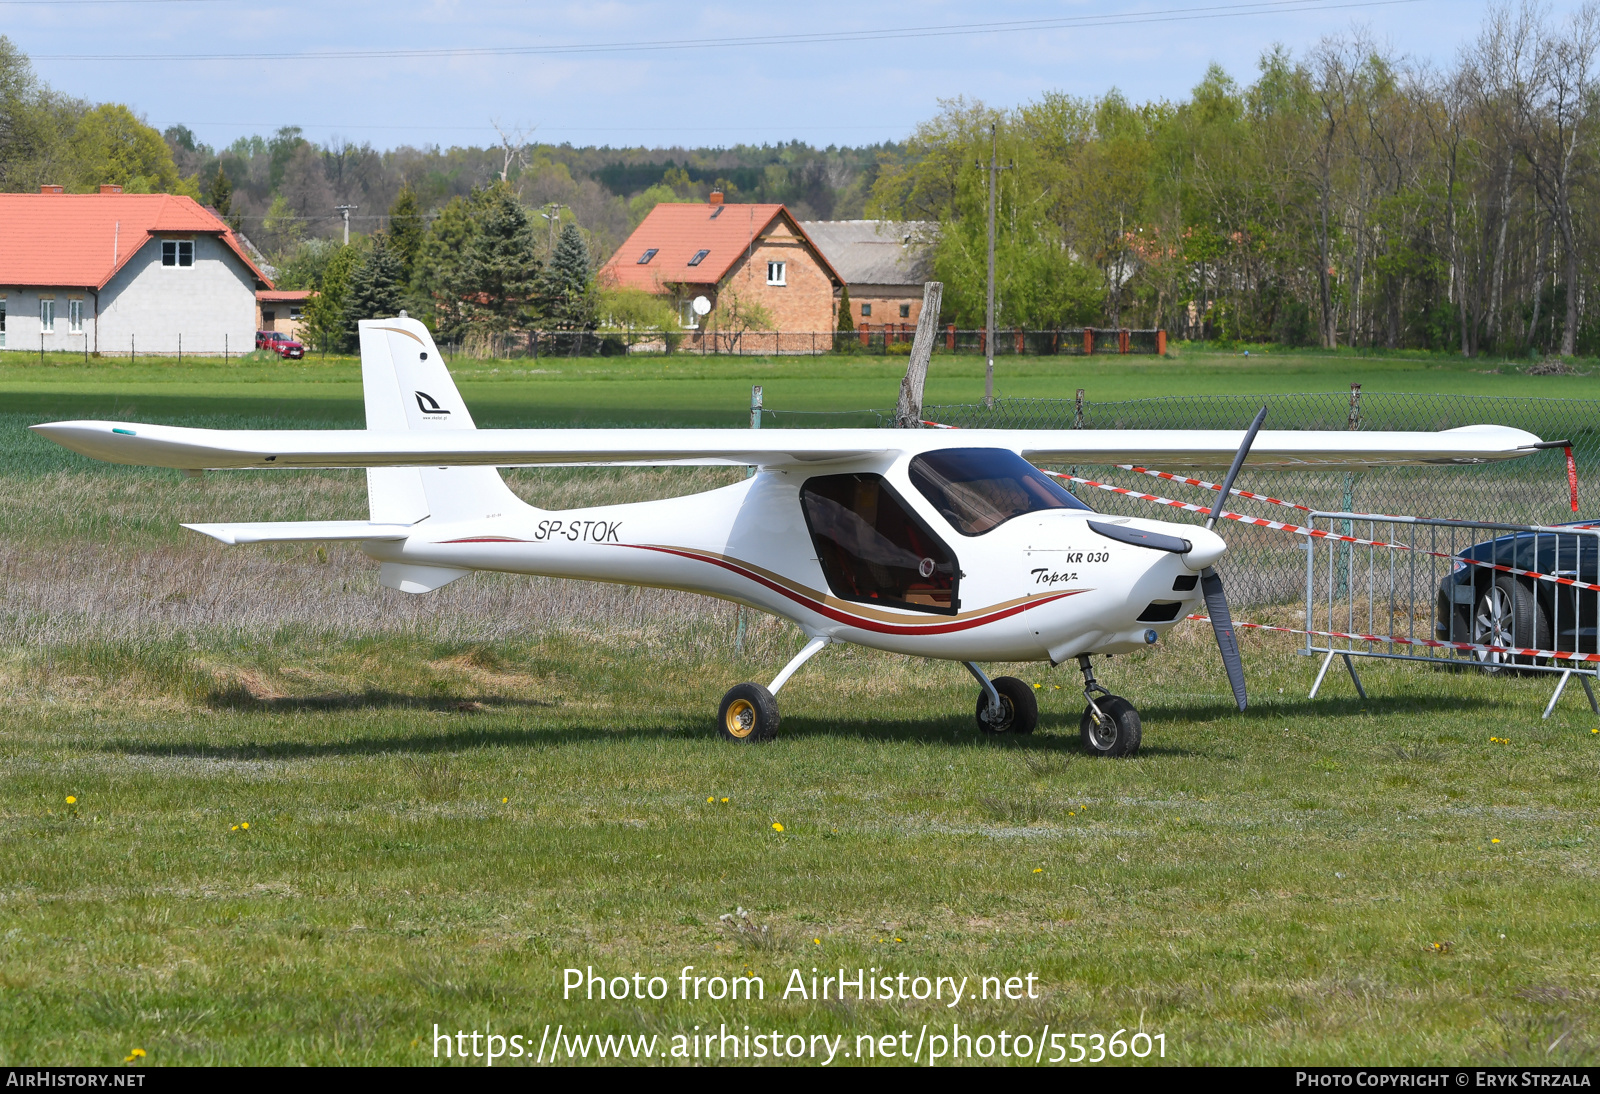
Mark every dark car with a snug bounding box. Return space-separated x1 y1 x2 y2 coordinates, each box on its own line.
256 330 305 359
1434 520 1600 667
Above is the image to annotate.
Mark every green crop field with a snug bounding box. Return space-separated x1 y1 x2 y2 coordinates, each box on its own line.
2 349 1598 1067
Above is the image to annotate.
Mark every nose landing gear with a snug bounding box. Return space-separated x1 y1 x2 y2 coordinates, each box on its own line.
1077 655 1141 757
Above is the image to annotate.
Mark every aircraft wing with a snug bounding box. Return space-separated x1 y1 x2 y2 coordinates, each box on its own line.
30 420 1546 471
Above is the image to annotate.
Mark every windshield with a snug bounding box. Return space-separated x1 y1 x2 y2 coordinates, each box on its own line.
908 448 1091 536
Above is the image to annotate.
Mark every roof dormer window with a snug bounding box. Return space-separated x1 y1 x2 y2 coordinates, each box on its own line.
688 249 710 267
637 248 658 264
162 240 194 268
709 206 724 219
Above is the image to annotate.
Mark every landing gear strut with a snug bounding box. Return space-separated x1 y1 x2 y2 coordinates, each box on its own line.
965 662 1038 735
1077 655 1141 757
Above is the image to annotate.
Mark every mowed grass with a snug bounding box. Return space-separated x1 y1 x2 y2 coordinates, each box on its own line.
2 422 1599 1067
6 340 1600 428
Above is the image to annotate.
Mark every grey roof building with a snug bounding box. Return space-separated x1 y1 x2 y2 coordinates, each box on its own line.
800 220 934 286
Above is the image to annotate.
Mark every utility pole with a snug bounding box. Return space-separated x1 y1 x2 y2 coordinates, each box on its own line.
540 203 566 256
977 124 1013 407
335 204 357 246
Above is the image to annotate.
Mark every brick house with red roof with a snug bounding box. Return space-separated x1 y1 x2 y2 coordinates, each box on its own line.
0 185 272 356
599 193 842 350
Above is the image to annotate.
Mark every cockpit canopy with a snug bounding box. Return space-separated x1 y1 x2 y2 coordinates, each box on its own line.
908 447 1092 536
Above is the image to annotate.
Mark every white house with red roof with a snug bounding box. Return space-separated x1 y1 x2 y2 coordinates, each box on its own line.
0 185 272 356
599 193 842 345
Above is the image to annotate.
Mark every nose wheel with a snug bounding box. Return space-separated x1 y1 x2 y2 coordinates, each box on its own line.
1077 655 1141 757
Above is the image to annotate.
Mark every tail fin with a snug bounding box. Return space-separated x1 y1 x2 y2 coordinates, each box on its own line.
358 316 524 524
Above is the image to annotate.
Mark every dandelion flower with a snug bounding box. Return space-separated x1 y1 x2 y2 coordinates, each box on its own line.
1491 838 1501 843
65 796 76 805
771 822 784 832
124 1048 145 1062
501 797 508 804
1033 683 1042 689
720 798 728 803
1033 868 1043 874
240 822 249 830
813 938 821 945
1068 812 1076 817
230 825 238 831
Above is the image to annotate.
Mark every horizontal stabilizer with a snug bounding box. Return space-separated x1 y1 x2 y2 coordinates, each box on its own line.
182 520 414 546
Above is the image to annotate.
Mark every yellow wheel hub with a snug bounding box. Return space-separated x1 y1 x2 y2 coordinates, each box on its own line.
725 697 757 738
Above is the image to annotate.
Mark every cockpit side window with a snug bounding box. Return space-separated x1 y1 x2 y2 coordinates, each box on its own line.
908 447 1092 536
799 473 958 614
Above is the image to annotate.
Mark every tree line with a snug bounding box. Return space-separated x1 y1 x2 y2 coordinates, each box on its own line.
869 1 1600 356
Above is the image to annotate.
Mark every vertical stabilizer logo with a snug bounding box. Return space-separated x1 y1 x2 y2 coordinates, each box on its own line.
414 391 450 416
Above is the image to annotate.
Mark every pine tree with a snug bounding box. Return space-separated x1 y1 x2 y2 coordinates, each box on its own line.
340 241 406 349
301 243 359 355
539 222 595 329
208 165 232 216
387 184 423 284
207 165 240 230
460 184 542 332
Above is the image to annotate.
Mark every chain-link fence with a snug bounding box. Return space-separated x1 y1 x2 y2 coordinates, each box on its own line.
910 391 1597 608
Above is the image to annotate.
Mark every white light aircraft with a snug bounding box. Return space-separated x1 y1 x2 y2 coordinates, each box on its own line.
32 318 1547 756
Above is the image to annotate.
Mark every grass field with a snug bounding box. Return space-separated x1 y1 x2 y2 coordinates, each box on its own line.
7 341 1600 428
2 352 1599 1066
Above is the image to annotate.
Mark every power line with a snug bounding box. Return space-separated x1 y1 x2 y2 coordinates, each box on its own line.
29 0 1433 62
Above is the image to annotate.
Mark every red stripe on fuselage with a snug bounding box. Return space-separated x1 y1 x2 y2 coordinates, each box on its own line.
623 543 1083 635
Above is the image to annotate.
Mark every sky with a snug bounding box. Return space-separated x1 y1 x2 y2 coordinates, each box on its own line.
5 0 1589 151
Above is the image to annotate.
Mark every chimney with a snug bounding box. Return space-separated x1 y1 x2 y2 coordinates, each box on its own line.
708 190 724 206
39 184 63 195
99 184 123 194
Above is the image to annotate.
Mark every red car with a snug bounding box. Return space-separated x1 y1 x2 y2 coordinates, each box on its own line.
256 330 306 359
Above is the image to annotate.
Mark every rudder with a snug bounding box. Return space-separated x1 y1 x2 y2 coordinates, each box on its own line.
359 316 524 524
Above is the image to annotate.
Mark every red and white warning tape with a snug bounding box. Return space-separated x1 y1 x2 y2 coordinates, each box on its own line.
1044 468 1600 595
1186 613 1600 664
1116 464 1317 513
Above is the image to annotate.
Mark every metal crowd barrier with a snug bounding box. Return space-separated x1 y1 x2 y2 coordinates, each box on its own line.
1303 511 1600 718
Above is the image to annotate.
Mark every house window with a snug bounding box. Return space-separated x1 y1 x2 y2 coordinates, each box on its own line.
161 240 194 267
687 249 710 267
860 303 872 317
39 298 54 333
680 300 699 329
289 306 303 320
68 298 83 333
637 248 658 265
899 304 911 318
767 261 786 286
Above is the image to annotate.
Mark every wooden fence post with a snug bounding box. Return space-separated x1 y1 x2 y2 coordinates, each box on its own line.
1157 329 1166 355
946 324 956 350
1083 329 1093 355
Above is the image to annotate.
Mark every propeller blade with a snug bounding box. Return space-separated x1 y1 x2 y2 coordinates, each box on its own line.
1206 405 1269 530
1201 565 1247 711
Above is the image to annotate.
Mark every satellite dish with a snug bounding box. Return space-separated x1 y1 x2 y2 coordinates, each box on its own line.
692 295 712 317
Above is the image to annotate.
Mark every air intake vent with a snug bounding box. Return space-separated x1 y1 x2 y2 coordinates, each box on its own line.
1136 601 1184 623
1172 574 1198 592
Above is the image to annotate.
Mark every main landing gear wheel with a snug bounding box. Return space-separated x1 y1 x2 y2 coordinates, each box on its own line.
974 676 1038 735
718 682 780 743
1080 696 1141 758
